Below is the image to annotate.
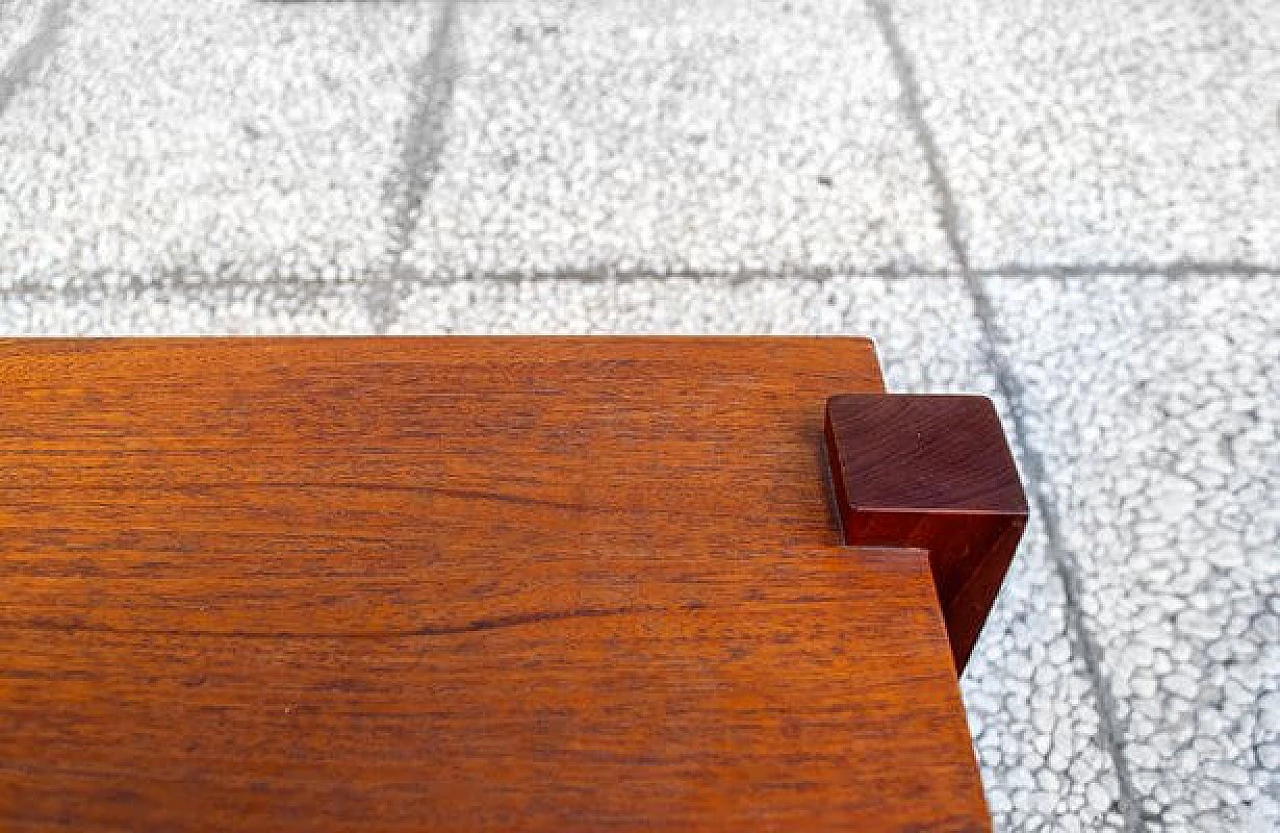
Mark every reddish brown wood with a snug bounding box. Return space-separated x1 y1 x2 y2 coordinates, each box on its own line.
0 338 992 832
824 394 1029 672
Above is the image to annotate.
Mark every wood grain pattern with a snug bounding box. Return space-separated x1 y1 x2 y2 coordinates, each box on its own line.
824 394 1029 672
0 338 991 832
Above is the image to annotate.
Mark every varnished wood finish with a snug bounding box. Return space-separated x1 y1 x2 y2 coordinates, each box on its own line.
824 394 1029 672
0 338 991 832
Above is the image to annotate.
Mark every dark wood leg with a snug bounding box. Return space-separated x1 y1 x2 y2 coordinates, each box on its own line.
825 394 1029 673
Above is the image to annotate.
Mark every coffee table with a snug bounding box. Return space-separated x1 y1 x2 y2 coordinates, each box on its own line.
0 338 1026 831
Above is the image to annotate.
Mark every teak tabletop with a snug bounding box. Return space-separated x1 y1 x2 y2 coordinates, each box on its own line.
0 338 1026 832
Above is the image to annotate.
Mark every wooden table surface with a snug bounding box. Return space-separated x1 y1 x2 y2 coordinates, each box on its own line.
0 338 991 832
